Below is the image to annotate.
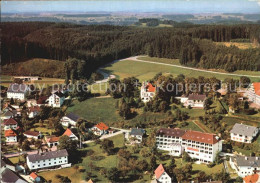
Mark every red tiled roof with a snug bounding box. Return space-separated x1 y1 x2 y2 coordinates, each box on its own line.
63 128 72 137
4 118 18 126
253 83 260 96
5 129 17 137
146 83 156 92
154 164 165 179
28 106 41 112
243 174 259 183
49 136 60 143
24 131 40 137
182 130 220 145
37 96 48 104
157 128 186 137
30 172 38 179
95 122 109 131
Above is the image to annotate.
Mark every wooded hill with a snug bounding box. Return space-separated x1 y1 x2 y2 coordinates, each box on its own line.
2 22 260 79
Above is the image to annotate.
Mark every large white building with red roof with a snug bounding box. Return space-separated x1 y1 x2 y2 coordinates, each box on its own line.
140 82 156 103
156 128 222 163
154 164 171 183
245 82 260 107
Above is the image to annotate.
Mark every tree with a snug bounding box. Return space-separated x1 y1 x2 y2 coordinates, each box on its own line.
240 76 250 88
149 155 157 171
100 139 114 155
214 151 222 164
10 98 15 105
58 135 78 155
182 151 191 162
21 140 31 151
106 167 120 182
118 99 131 119
35 140 42 149
118 149 131 160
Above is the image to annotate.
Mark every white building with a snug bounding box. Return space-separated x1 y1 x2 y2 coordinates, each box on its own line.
230 156 260 178
140 82 156 103
24 131 41 140
156 128 222 163
91 122 110 136
127 128 145 143
13 76 40 81
7 84 30 100
5 129 17 143
154 164 172 183
60 112 80 127
244 82 260 106
230 123 259 143
63 128 78 141
48 91 65 108
26 149 69 170
179 94 207 108
28 106 41 118
45 136 60 148
3 118 18 130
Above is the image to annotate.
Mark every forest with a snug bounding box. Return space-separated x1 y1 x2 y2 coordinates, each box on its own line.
1 22 260 79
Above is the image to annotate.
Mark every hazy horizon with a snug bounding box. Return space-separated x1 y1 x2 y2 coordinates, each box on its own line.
2 0 260 14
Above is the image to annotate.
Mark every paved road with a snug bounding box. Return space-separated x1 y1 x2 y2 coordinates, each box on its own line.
122 56 260 78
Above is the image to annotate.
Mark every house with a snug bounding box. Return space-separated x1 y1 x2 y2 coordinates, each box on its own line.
1 165 27 183
5 129 17 143
28 106 41 118
244 82 260 106
230 156 260 177
37 96 48 106
1 157 16 172
230 123 259 143
63 128 78 141
13 76 40 81
91 122 110 136
48 91 65 108
60 112 80 127
29 172 41 182
26 149 69 170
3 118 18 130
154 164 172 183
128 128 145 143
7 83 30 100
45 135 60 148
140 82 156 103
243 173 260 183
24 131 41 140
156 128 222 163
183 94 207 108
1 110 14 120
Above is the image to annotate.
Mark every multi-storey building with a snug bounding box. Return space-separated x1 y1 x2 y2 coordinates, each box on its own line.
154 164 172 183
244 82 260 106
230 156 260 178
230 123 258 143
60 112 80 127
7 83 30 100
156 128 222 163
26 149 68 170
48 91 65 108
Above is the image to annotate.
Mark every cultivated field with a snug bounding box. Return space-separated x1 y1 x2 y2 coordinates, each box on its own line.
215 42 259 49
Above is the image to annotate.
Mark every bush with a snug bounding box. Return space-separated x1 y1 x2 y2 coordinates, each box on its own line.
207 162 215 168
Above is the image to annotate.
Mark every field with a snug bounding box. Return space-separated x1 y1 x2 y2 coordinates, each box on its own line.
101 58 260 82
215 42 259 49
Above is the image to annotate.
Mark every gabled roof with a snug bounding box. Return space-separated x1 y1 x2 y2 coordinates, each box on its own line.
30 172 38 179
154 164 165 179
63 128 73 137
1 168 27 183
45 135 60 143
28 106 41 113
4 118 18 125
27 149 68 162
3 110 13 117
146 83 156 93
95 122 109 131
7 83 29 93
87 179 94 183
54 91 65 98
65 112 80 122
243 174 260 183
1 157 15 168
24 131 40 137
37 96 48 104
157 128 185 137
253 82 260 96
5 129 17 137
182 130 220 145
188 94 206 101
130 128 145 136
230 123 258 137
235 156 260 167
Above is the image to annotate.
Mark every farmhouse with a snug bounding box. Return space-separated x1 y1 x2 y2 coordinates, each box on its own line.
230 123 258 143
154 164 171 183
13 76 40 81
244 82 260 106
7 83 30 100
29 172 41 182
156 128 222 163
48 91 65 108
45 135 60 148
24 131 41 140
91 122 110 136
230 156 260 177
63 128 78 141
60 112 80 127
3 118 18 130
1 160 27 183
28 106 41 118
140 82 156 103
128 128 146 143
5 129 17 143
26 149 69 170
185 94 207 108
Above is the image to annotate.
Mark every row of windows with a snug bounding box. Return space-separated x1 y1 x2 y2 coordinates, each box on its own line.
156 136 213 146
32 160 67 168
156 142 213 151
34 157 66 163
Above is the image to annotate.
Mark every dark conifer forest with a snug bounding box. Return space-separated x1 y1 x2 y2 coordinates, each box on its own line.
1 22 260 79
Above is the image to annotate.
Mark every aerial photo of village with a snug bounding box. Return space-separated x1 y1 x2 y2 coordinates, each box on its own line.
1 0 260 182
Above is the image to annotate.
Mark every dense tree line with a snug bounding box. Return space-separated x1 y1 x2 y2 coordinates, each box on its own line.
2 22 260 79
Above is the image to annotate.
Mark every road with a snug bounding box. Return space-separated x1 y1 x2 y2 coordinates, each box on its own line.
121 56 260 78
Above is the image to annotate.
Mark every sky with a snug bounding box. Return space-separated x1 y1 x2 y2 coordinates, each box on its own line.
1 0 260 14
